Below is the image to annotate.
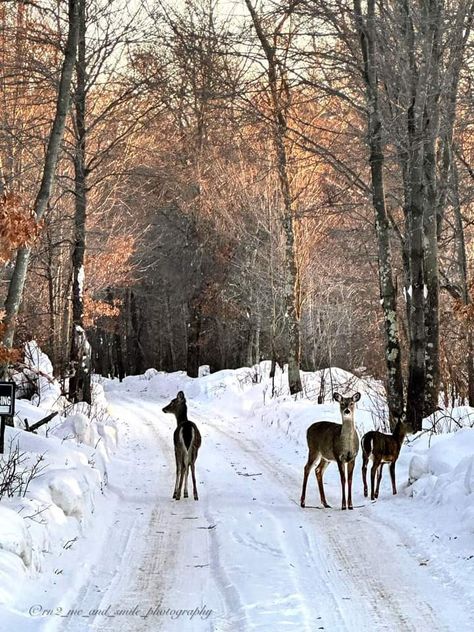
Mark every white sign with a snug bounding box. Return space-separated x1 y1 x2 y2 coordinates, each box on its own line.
0 383 15 416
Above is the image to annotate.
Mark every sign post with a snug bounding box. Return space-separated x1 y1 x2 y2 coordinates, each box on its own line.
0 382 15 454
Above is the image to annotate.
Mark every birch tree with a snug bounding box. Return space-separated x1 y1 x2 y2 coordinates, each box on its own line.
68 0 90 402
353 0 404 425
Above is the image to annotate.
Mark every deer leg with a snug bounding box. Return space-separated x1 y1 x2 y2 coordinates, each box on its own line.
191 457 199 500
390 461 397 495
337 460 347 510
316 459 331 508
301 453 318 508
362 453 369 497
183 461 190 498
176 459 185 500
347 459 356 509
375 462 384 498
370 459 380 500
173 449 181 499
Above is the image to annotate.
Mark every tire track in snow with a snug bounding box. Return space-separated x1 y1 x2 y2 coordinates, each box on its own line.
202 503 248 632
114 396 235 632
147 394 316 631
191 408 339 631
91 411 177 632
34 397 179 632
193 407 373 631
95 398 211 632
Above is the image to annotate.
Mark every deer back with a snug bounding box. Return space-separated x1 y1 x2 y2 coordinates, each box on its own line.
363 429 403 462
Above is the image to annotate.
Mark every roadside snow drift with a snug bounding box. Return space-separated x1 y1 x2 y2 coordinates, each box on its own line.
0 344 117 611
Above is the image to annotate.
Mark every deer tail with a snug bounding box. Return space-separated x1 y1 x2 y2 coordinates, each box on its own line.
179 424 195 454
362 432 373 457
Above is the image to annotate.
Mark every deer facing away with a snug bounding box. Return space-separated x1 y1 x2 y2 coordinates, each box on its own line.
162 391 201 501
301 392 361 510
361 420 408 500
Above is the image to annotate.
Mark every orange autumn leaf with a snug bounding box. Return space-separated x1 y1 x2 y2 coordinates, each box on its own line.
0 193 40 263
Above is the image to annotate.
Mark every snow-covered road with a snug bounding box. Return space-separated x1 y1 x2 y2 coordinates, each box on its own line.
16 383 474 632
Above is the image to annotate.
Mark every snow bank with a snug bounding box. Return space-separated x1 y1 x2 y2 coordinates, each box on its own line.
423 406 474 432
0 504 33 604
50 384 118 471
120 362 388 434
24 341 64 409
0 344 117 607
0 425 106 605
407 429 474 518
191 363 387 437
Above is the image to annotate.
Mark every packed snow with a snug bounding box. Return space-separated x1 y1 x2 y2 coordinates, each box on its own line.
0 350 473 631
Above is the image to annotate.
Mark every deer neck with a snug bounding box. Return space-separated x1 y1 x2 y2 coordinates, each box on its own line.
340 415 356 442
392 422 407 446
175 404 188 425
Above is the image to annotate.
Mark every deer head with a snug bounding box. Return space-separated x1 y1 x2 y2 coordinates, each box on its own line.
333 392 361 421
162 391 187 420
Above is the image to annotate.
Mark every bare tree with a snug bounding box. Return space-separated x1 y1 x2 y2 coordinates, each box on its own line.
244 0 302 394
2 0 80 349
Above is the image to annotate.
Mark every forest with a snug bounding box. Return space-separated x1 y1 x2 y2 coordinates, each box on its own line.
0 0 473 432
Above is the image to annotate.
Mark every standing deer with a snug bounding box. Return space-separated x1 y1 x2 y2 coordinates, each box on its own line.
361 420 408 500
301 392 361 510
162 391 201 501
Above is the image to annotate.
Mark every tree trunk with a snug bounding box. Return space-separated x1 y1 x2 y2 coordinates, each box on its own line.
46 236 57 369
114 316 125 382
60 272 73 376
69 0 91 404
422 9 442 418
164 290 177 371
3 0 80 347
69 325 91 402
244 0 302 395
129 290 144 375
353 0 404 428
452 158 474 405
403 0 442 430
254 302 261 366
246 326 254 367
404 84 426 432
405 170 426 431
186 301 201 378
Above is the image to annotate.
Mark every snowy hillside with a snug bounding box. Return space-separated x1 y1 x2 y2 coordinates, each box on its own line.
1 356 474 631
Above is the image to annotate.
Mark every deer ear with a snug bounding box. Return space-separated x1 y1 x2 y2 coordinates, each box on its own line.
177 391 185 400
333 392 342 402
352 392 361 402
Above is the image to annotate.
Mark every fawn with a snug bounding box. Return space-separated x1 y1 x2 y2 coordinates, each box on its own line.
301 392 361 510
361 419 408 500
162 391 201 501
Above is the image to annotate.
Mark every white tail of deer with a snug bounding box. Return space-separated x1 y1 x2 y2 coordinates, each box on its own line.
300 392 360 510
361 420 408 500
162 391 202 501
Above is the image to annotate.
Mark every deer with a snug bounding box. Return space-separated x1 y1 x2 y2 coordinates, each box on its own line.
162 391 201 501
361 419 408 501
300 392 361 511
